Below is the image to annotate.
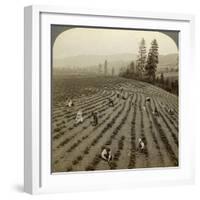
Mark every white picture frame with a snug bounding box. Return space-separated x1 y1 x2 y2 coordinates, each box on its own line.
24 5 195 194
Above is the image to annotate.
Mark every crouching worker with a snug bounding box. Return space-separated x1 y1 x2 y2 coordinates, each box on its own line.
101 147 112 162
108 98 114 107
138 138 145 153
65 98 74 107
168 108 174 115
116 91 120 98
153 107 159 116
75 110 83 124
91 111 98 126
145 97 151 103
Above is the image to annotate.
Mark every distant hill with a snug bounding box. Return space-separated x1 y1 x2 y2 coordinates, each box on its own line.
54 53 178 73
158 53 178 69
53 53 136 68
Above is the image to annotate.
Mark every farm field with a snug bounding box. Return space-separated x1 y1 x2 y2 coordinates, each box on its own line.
52 74 178 173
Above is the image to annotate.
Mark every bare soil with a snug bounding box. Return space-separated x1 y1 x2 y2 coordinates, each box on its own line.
52 75 179 172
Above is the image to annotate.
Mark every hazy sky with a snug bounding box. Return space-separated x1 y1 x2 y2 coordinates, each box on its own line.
53 28 178 59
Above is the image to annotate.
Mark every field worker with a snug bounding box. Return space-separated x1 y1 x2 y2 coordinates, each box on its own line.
168 108 174 115
116 91 120 98
91 111 98 126
138 138 145 152
108 98 114 107
75 110 83 124
68 99 74 107
101 147 112 162
153 107 159 116
65 98 74 107
145 97 151 103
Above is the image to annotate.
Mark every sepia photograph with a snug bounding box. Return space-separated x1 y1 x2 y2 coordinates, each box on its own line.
51 25 179 173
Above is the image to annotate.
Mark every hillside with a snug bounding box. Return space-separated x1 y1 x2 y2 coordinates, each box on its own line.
52 75 178 172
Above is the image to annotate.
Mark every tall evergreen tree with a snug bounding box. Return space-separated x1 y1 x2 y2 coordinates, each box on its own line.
160 72 164 84
129 61 135 74
98 64 102 74
112 67 115 76
136 38 147 78
145 39 159 82
104 60 108 76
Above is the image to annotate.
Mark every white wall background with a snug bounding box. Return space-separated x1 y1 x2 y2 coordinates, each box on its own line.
0 0 199 199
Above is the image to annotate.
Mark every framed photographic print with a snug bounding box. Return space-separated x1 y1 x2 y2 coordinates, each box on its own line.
24 5 195 194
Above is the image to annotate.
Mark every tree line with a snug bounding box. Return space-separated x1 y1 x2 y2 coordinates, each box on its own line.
119 38 178 95
98 60 115 76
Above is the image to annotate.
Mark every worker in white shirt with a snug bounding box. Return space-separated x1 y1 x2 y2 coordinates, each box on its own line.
75 110 83 124
101 147 112 162
138 138 145 152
